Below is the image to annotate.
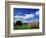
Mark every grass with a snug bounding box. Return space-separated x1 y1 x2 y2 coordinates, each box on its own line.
14 23 39 30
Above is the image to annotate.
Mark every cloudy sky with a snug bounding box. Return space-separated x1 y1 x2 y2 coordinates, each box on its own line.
13 8 39 23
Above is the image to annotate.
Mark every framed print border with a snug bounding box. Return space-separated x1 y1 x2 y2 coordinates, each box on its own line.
5 1 45 38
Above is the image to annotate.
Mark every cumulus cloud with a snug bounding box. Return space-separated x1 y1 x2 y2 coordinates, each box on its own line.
35 11 39 16
14 14 35 19
25 14 34 18
14 15 24 18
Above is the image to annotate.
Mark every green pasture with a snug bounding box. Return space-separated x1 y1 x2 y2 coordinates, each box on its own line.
13 23 39 30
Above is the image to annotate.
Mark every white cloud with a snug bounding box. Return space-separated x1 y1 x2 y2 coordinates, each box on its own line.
35 11 39 16
14 14 34 19
25 14 34 18
14 15 24 18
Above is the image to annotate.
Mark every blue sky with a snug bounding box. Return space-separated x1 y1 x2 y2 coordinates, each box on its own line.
13 8 39 23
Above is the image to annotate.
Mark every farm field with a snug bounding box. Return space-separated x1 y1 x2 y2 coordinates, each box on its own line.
14 23 39 30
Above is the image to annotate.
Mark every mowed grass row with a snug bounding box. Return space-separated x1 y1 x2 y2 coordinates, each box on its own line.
14 24 39 30
14 24 30 30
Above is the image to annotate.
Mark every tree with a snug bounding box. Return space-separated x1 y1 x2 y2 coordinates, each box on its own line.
15 21 22 26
